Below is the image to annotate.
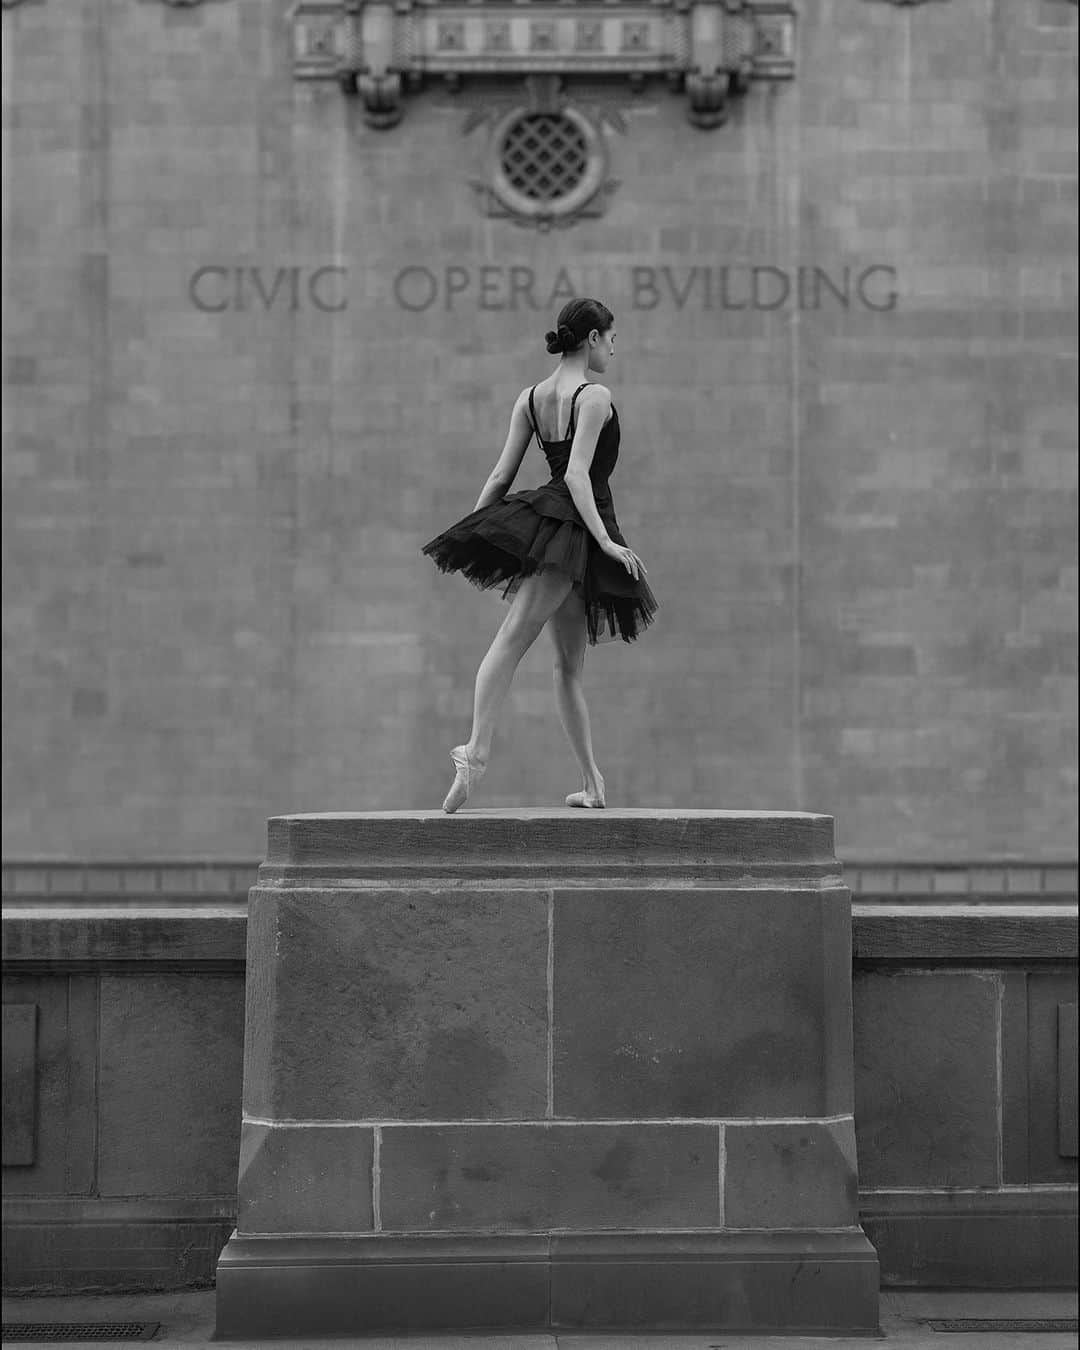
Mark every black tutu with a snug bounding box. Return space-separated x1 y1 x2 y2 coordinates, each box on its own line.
421 384 658 646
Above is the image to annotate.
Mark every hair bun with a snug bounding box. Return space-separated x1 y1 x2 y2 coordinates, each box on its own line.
545 322 578 354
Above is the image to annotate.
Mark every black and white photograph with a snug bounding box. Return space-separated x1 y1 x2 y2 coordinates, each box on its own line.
1 0 1077 1345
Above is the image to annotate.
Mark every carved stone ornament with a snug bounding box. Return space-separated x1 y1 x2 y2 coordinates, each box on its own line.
289 0 796 130
457 75 623 231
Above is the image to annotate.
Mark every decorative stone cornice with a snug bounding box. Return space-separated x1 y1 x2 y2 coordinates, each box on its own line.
290 0 796 130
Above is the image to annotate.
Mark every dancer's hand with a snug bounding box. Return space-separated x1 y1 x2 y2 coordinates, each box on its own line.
600 538 647 580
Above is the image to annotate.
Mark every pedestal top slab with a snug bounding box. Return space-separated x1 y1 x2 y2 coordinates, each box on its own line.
259 809 841 886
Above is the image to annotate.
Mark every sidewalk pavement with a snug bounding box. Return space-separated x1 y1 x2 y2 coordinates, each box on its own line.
2 1288 1078 1349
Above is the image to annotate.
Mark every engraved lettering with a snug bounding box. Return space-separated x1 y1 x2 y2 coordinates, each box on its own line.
546 267 576 308
631 266 660 310
445 265 470 310
308 265 348 312
813 265 850 309
718 266 747 310
479 265 505 311
663 266 699 309
751 265 789 310
393 265 438 312
248 267 294 311
857 265 898 312
188 266 229 313
508 265 539 311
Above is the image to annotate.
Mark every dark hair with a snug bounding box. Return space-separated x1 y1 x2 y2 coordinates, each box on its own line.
544 298 614 355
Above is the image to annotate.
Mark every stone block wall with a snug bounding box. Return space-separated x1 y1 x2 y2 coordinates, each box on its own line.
2 864 1077 1291
2 0 1077 860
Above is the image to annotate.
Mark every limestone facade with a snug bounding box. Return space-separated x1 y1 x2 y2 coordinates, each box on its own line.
1 0 1077 860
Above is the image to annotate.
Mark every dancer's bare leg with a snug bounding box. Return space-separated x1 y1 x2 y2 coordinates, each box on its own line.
547 583 605 807
444 567 574 812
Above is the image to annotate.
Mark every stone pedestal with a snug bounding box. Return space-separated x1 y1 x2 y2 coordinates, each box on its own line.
214 809 880 1337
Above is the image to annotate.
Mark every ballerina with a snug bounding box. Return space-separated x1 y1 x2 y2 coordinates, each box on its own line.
421 298 658 813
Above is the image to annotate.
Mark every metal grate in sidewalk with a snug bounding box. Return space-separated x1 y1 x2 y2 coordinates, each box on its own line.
0 1323 161 1343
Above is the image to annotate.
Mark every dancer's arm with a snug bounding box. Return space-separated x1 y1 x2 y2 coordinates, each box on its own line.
474 388 534 510
563 387 612 546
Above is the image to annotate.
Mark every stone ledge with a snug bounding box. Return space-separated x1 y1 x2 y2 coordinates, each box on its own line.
3 902 1076 967
1 863 256 900
4 856 1076 899
261 808 840 882
0 909 247 968
853 904 1078 961
849 862 1079 899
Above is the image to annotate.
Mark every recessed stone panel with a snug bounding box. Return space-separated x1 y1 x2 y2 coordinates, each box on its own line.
98 973 244 1198
853 971 999 1187
2 1003 37 1166
553 888 847 1118
1027 973 1080 1182
237 1122 373 1235
1058 1002 1078 1159
2 976 96 1199
724 1119 860 1229
245 888 548 1121
379 1123 720 1231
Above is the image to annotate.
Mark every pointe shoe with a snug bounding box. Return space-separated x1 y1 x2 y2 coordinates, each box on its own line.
566 779 605 809
443 744 487 814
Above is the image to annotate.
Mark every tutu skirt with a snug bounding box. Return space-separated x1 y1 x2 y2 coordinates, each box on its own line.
421 483 658 645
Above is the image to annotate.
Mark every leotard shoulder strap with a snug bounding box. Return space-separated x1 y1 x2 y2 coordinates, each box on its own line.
565 382 591 441
527 385 546 448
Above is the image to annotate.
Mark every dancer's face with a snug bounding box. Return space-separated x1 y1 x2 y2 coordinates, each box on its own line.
587 325 616 374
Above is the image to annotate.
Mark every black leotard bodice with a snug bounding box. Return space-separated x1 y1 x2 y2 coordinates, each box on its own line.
526 382 619 531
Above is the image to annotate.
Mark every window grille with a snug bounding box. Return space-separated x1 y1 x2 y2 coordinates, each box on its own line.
499 112 589 204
